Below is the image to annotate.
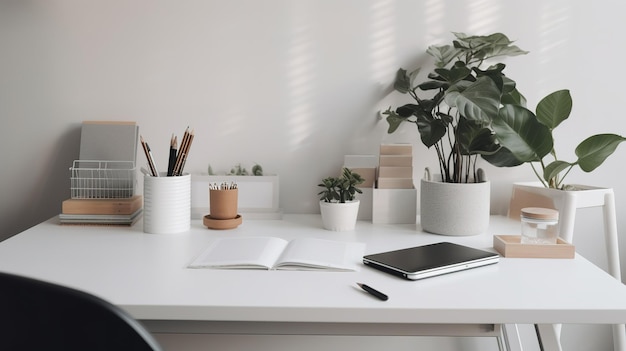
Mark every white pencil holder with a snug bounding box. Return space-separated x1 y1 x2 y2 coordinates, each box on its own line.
143 173 190 234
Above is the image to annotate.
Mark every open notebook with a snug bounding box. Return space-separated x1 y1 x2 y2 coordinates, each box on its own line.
188 236 365 271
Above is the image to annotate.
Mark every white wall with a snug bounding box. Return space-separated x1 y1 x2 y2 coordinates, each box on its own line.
1 1 625 350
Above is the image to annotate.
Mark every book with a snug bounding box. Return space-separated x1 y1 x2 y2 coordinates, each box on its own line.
79 121 139 164
62 195 142 215
59 209 142 226
188 236 365 271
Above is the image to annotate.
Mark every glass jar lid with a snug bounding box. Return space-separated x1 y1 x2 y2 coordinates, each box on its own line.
521 207 559 220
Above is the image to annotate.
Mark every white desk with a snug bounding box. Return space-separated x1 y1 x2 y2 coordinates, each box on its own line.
1 215 626 351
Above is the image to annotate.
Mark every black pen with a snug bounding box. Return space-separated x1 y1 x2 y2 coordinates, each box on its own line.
357 282 388 301
167 134 177 176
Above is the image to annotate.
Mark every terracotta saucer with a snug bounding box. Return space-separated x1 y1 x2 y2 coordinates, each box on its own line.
203 214 242 230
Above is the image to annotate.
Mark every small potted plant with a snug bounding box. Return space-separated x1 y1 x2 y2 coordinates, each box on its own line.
317 168 364 231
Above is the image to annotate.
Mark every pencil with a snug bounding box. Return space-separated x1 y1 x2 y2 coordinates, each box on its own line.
172 127 189 175
178 129 194 175
173 127 194 176
140 135 159 177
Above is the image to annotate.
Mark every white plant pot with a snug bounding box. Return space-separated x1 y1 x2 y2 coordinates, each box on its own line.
319 200 360 231
420 176 490 236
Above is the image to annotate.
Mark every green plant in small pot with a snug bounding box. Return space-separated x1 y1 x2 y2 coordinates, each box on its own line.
318 168 364 231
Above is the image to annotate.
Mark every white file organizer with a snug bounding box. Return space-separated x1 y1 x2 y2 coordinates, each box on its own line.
70 160 136 199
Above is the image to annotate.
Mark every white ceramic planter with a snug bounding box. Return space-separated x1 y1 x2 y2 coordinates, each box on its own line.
420 176 490 236
319 200 360 231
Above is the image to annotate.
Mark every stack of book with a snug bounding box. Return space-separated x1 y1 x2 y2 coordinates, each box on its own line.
59 195 143 225
60 121 142 226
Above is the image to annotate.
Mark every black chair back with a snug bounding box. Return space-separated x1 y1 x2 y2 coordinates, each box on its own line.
0 272 162 351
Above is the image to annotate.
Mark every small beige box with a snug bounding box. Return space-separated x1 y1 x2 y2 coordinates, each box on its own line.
379 155 412 167
380 143 412 155
378 166 412 178
377 178 414 189
493 235 575 258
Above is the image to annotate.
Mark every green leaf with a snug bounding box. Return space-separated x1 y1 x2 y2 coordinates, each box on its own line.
393 68 411 93
444 76 500 122
473 64 506 91
501 87 527 107
396 104 419 117
500 76 517 95
452 32 528 59
418 80 448 90
575 134 626 172
536 90 572 129
384 109 405 133
434 64 471 84
416 114 447 147
482 147 524 167
427 44 463 68
456 117 498 155
473 63 505 75
455 32 512 46
492 104 553 162
484 44 529 59
543 160 573 183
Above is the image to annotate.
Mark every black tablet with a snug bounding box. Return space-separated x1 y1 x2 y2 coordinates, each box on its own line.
363 242 499 280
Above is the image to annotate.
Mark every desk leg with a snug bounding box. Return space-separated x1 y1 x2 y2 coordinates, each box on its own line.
501 324 523 351
612 324 626 351
535 324 562 351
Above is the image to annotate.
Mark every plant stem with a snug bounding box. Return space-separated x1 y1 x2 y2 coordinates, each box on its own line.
555 165 575 190
530 163 548 188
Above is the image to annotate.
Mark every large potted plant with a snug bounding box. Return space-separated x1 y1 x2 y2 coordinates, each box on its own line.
318 168 364 231
385 32 625 236
384 32 529 235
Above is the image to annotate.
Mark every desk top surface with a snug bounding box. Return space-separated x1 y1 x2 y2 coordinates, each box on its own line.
1 214 625 325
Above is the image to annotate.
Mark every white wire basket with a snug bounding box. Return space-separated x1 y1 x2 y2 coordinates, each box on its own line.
70 160 136 199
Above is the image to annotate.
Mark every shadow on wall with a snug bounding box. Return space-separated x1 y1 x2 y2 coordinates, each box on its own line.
0 125 81 242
